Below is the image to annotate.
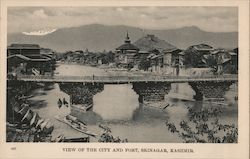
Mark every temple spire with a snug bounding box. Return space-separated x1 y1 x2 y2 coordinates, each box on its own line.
125 31 131 43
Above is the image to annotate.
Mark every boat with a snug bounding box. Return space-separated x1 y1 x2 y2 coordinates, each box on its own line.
62 137 90 142
30 112 39 126
55 115 98 137
36 118 45 128
71 104 92 113
99 124 111 133
17 104 29 115
21 109 33 122
65 115 87 126
40 119 49 130
167 93 195 102
54 134 65 142
53 134 90 142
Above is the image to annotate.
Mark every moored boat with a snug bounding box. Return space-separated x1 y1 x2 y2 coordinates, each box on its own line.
17 104 29 116
99 124 111 133
53 134 90 142
55 115 97 137
71 104 92 113
62 137 90 142
21 109 34 122
30 112 39 126
36 118 45 128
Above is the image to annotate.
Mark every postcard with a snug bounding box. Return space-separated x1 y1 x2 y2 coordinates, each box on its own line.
0 0 249 158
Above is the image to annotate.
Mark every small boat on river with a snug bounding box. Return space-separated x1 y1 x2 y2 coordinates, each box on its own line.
99 124 111 133
54 114 97 137
71 104 92 112
53 134 90 142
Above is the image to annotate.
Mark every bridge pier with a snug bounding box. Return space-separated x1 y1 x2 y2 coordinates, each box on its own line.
189 81 234 101
132 82 171 103
58 83 104 106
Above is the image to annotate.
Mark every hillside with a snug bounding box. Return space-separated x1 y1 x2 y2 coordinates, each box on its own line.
7 24 238 52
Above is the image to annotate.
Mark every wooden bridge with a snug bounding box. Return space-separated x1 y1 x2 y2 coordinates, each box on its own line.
9 75 238 84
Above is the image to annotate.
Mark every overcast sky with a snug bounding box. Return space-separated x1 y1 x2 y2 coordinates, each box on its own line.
8 6 238 33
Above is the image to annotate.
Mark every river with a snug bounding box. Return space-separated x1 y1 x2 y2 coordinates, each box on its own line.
29 64 238 142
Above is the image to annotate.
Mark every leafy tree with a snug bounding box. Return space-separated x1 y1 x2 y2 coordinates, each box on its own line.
206 55 218 74
102 51 115 64
138 56 151 71
183 49 204 68
166 105 238 143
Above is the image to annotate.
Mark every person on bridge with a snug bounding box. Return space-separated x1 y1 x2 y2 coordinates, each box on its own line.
57 98 62 109
63 98 69 107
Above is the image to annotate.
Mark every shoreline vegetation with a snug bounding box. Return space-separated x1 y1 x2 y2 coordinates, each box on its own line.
166 105 238 143
6 81 129 143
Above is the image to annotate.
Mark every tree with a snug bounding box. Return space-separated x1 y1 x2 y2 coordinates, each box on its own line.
206 55 218 74
183 49 203 68
165 105 238 143
138 56 151 71
97 51 115 64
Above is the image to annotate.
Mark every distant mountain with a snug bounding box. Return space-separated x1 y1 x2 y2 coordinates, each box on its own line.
8 24 237 52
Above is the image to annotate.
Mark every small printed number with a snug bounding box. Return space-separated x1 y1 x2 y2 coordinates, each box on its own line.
11 147 16 150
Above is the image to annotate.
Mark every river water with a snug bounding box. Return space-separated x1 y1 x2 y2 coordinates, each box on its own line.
29 64 238 142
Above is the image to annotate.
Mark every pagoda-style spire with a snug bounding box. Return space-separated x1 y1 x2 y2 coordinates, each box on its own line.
125 31 131 43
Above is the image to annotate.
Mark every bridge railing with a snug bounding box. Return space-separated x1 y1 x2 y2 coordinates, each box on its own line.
13 74 238 82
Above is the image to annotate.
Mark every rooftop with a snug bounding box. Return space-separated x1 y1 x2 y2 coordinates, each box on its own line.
189 43 213 51
8 44 40 50
163 48 182 54
178 51 185 55
116 43 139 51
134 34 176 52
7 54 51 62
116 32 139 52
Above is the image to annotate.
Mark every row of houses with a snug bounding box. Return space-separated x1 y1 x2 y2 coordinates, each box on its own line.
57 49 115 66
7 34 238 76
7 44 56 76
115 33 238 75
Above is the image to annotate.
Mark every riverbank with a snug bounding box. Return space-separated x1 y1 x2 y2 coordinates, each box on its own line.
7 63 238 143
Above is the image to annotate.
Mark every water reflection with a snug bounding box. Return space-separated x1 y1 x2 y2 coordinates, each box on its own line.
93 84 139 120
30 64 238 142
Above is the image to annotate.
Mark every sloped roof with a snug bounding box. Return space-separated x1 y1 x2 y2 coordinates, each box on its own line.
138 50 150 54
191 43 213 51
7 54 51 62
147 53 155 59
221 58 231 64
134 34 176 52
41 53 53 59
163 48 182 54
116 43 139 51
211 49 227 55
8 44 40 49
178 51 185 55
7 54 31 61
229 52 237 56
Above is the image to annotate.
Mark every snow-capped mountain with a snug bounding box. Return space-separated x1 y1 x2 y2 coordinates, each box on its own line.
22 29 57 36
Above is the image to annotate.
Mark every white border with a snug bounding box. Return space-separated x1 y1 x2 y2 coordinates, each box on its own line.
0 0 249 159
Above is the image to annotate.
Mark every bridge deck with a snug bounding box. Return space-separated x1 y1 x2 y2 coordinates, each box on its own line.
9 75 238 83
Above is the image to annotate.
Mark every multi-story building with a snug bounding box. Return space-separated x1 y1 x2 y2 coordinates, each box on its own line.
7 44 54 75
115 33 139 67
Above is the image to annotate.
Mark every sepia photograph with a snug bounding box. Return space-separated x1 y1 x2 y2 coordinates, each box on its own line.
0 0 249 158
6 6 239 143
